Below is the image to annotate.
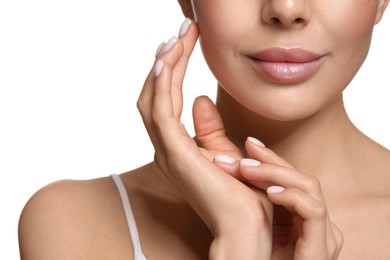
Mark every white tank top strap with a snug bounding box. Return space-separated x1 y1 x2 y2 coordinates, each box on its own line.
110 174 147 260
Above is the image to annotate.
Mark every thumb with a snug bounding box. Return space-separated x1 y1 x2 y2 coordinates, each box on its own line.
193 96 242 159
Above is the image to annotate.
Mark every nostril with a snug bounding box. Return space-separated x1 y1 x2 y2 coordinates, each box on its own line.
269 17 306 27
270 17 281 24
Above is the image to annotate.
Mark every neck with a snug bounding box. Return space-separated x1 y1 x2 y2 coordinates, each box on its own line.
216 86 359 177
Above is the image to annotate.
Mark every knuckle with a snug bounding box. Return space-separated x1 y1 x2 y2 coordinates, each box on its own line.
305 176 321 191
259 163 273 175
136 97 145 112
311 202 327 219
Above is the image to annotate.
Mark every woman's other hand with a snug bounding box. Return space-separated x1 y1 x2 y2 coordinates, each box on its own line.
137 19 271 259
216 137 344 259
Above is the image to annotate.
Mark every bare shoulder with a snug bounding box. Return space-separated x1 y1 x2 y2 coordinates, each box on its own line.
333 140 390 259
351 135 390 191
366 141 390 190
19 164 212 259
19 175 134 259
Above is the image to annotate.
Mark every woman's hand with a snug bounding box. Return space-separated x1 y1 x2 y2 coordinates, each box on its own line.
137 19 272 259
215 137 344 259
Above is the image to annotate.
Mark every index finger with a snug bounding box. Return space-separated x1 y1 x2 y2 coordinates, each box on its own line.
245 137 293 168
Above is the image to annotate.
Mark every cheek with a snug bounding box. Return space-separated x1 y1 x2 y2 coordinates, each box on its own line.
194 2 254 86
319 1 378 97
320 0 378 72
193 0 256 44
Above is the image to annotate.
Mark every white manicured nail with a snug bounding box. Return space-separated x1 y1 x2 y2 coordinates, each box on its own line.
162 36 177 54
240 158 261 167
179 18 191 37
155 42 165 58
155 60 164 77
247 136 265 147
267 186 285 194
214 154 236 164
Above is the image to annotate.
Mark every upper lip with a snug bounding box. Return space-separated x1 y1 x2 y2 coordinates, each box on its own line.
249 48 323 63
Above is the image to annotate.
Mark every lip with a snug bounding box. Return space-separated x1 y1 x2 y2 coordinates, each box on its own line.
248 48 325 83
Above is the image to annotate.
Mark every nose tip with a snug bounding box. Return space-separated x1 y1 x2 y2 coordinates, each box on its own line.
262 0 311 29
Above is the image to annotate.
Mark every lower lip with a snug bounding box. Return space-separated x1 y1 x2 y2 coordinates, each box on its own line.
249 57 324 84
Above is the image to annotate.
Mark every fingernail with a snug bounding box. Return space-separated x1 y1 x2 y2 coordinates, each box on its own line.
162 36 177 54
267 186 285 194
155 60 164 77
247 136 265 147
240 158 261 167
179 18 191 37
214 154 236 164
155 42 165 58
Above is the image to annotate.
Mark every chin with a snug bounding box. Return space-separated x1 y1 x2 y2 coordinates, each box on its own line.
236 90 341 123
260 107 321 122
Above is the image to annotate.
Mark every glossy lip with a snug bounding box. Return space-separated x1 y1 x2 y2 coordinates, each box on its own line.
248 48 325 84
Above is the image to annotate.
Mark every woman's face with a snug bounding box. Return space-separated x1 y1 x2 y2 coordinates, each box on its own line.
185 0 388 121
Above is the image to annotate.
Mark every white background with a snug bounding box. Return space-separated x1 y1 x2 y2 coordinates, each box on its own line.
1 1 389 259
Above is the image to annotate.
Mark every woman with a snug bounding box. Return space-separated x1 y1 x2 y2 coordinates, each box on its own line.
19 0 390 259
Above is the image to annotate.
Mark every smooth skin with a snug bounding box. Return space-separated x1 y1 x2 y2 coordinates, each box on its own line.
19 0 390 259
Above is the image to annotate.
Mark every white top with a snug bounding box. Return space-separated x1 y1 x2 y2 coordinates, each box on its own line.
110 174 147 260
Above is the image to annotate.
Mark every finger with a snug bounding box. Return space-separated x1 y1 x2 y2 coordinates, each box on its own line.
245 137 293 168
239 161 326 203
151 60 194 157
137 39 184 127
267 187 328 256
137 56 160 122
138 19 198 126
268 187 343 258
173 18 199 88
238 159 274 189
213 154 241 179
137 60 168 148
155 42 166 59
193 96 243 160
162 19 199 119
267 187 326 222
